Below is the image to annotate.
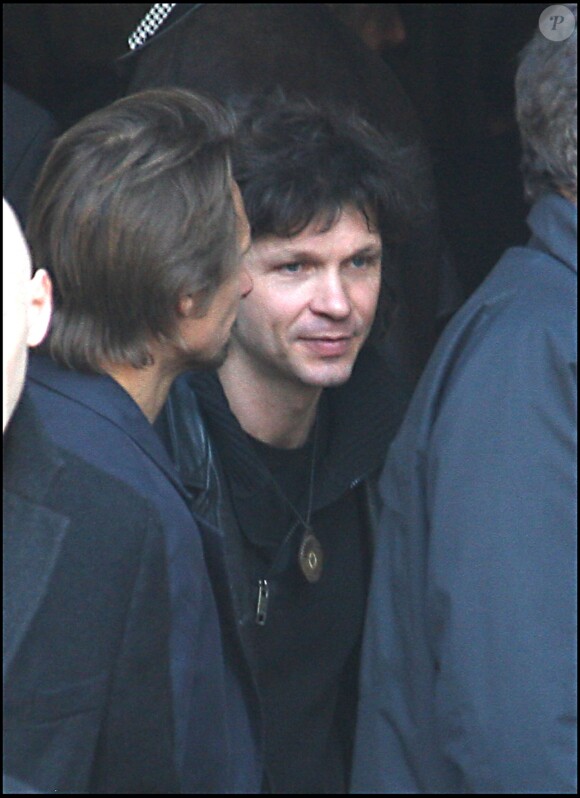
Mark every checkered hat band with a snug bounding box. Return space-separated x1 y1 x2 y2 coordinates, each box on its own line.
128 3 177 51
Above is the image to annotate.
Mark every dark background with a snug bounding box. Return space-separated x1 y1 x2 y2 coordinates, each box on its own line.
3 3 546 298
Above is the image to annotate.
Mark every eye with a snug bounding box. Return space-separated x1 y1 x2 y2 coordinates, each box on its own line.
279 262 302 274
351 255 368 268
351 253 380 269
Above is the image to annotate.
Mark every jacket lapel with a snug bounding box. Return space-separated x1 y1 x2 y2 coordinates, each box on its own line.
3 491 68 678
28 354 190 501
3 393 70 679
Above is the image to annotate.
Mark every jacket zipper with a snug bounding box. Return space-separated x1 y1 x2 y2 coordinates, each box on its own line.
255 579 269 625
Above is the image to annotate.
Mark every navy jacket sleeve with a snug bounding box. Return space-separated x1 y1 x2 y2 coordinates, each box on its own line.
424 305 576 793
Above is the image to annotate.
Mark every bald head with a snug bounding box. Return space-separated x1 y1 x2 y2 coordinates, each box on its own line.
3 199 52 431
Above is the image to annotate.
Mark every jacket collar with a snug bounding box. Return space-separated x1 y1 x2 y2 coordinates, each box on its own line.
527 192 577 274
3 389 65 502
27 353 188 499
181 344 410 511
317 345 410 503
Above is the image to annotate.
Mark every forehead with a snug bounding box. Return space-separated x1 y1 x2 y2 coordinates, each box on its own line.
250 205 382 262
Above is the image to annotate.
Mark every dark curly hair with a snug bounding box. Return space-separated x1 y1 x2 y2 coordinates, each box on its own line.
231 90 431 340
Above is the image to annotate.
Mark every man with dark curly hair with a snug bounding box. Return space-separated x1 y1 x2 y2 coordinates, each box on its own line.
158 92 426 793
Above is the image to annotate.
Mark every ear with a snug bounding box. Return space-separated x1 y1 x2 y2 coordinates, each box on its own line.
177 292 200 318
27 269 53 347
240 267 253 298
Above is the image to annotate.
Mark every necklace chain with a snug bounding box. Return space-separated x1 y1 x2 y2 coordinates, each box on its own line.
265 414 319 533
253 414 322 620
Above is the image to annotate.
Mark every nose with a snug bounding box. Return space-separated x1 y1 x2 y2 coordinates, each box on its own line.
239 266 253 298
310 269 351 319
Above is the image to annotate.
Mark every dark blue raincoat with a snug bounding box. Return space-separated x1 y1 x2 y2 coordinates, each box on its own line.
352 193 577 794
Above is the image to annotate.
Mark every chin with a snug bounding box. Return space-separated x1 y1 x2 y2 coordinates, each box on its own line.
300 362 356 388
184 339 230 372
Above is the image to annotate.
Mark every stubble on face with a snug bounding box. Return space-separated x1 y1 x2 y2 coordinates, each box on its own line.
183 335 231 372
225 206 382 395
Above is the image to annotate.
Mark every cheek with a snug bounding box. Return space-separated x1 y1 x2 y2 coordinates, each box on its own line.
224 285 241 320
353 277 381 322
236 290 279 335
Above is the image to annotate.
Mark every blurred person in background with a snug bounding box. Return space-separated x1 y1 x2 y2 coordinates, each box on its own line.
352 8 577 793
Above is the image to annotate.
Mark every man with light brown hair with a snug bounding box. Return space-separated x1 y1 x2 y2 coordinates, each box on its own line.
3 198 178 793
24 88 261 793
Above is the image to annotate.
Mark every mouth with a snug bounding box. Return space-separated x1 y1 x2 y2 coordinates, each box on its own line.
298 335 354 357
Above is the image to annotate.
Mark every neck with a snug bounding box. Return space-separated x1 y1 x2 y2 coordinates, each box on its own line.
218 356 321 449
102 349 177 424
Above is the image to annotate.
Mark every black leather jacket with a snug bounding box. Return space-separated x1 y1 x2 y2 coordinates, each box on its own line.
157 345 411 791
159 346 408 627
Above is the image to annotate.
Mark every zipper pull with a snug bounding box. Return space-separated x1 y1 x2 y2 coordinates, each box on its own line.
256 579 269 626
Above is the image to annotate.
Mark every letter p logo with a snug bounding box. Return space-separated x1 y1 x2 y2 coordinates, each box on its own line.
539 6 576 41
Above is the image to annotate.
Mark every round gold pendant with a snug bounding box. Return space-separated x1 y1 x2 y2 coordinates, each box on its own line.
299 532 323 583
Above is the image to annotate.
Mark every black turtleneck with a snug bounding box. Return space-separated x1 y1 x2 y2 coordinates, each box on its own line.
178 346 409 793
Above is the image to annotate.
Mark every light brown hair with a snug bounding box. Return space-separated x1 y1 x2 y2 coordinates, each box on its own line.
26 87 238 372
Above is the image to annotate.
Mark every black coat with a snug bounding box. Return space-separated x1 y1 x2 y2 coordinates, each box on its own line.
3 392 178 794
157 346 410 792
